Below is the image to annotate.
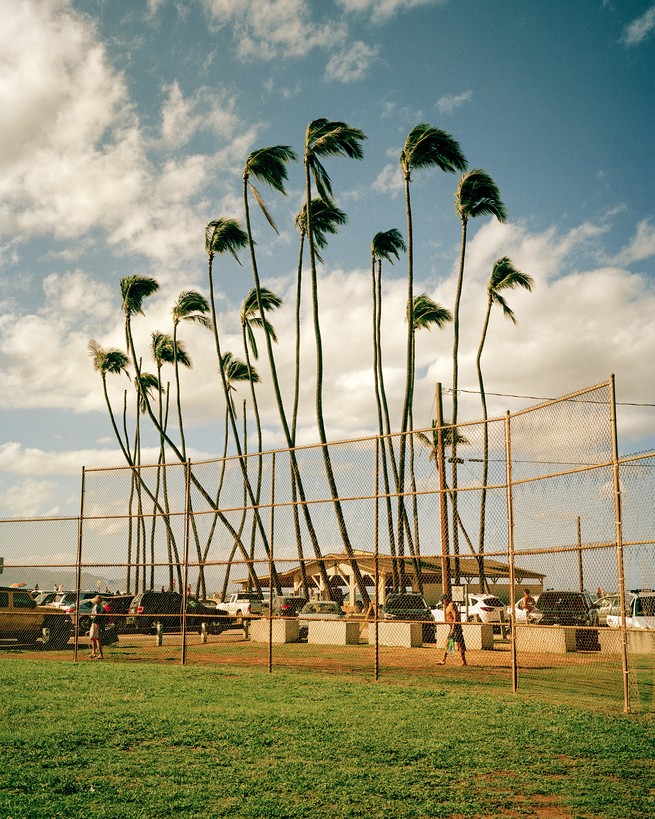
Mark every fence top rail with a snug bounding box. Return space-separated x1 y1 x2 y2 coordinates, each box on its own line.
505 378 612 419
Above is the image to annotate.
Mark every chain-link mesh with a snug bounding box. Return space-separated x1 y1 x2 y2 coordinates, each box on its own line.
1 377 652 713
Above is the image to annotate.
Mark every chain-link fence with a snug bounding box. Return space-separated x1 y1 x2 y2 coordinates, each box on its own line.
1 377 653 714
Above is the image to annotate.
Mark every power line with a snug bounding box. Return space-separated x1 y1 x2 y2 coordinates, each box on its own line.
442 387 655 408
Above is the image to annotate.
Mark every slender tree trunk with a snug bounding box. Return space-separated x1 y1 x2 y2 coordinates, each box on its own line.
475 297 493 593
243 177 332 598
304 160 369 606
372 257 399 591
206 255 270 594
451 217 469 585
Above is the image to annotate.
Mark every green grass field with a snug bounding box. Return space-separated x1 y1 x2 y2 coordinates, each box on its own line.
0 659 653 818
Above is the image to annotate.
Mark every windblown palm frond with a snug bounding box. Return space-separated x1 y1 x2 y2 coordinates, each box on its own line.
400 123 467 176
372 228 406 264
120 276 159 318
455 169 507 223
205 218 249 263
487 257 534 323
410 294 452 331
172 290 212 329
88 340 129 378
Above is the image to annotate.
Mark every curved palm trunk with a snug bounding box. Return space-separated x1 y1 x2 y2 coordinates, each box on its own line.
475 296 493 593
304 162 369 606
372 258 400 591
450 217 469 585
375 261 418 591
397 172 415 589
243 177 332 599
291 231 310 595
126 311 260 592
206 255 275 594
241 324 265 572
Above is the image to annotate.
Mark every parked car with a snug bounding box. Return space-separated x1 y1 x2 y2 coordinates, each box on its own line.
126 590 231 634
535 591 599 627
383 593 435 642
33 591 60 607
594 594 621 627
270 595 308 617
510 598 544 624
466 594 506 625
607 590 655 629
50 590 99 610
0 585 72 649
103 594 135 633
298 600 344 639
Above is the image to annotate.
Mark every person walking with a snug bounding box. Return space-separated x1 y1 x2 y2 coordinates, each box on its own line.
437 593 467 666
89 595 104 660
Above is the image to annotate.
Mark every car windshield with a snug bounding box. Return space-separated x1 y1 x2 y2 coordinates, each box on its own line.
303 602 340 614
539 593 586 613
385 595 426 611
635 596 655 616
478 597 503 607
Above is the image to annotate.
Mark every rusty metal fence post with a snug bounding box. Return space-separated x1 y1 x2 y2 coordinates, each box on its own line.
504 411 518 694
610 375 630 714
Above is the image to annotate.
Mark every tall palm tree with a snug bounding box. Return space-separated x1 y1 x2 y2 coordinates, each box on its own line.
451 169 507 583
205 218 271 594
476 257 533 589
398 124 466 588
293 198 347 439
171 290 211 458
371 229 405 589
242 146 333 599
399 124 467 441
121 276 159 368
150 331 190 591
240 288 280 575
408 294 453 572
304 118 370 606
133 371 159 591
88 340 131 460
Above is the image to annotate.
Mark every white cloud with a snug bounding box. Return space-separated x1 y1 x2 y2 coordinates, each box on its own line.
0 0 146 239
621 3 655 45
203 0 347 59
611 219 655 265
436 90 473 115
372 162 404 196
159 82 239 149
325 41 380 83
336 0 446 24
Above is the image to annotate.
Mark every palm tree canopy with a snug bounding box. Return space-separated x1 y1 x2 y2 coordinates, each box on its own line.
244 145 298 193
136 372 160 413
410 294 452 331
205 218 249 263
151 331 192 368
372 228 406 263
304 118 366 202
488 256 534 323
172 290 212 329
415 422 469 464
241 287 282 320
221 351 260 388
400 123 467 177
455 169 507 224
88 340 129 377
120 275 159 318
241 288 281 358
296 199 348 244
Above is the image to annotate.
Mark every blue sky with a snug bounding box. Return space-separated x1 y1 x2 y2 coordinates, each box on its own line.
1 0 654 527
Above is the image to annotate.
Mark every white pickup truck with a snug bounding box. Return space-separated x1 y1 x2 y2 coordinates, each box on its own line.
221 592 266 622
